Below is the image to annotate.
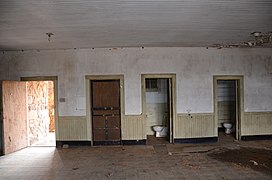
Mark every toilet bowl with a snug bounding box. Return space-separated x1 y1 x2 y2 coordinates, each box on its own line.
223 123 233 134
153 125 168 137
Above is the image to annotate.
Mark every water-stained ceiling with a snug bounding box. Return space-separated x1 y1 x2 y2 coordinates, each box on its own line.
0 0 272 50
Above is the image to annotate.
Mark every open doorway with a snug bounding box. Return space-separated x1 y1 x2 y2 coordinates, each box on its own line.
142 74 176 145
1 77 57 155
214 76 244 142
26 81 55 146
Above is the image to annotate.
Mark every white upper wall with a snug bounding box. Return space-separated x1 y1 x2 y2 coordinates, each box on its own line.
0 47 272 116
146 79 168 104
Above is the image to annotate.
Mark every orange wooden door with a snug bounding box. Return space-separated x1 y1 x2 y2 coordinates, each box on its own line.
91 80 121 145
2 81 28 154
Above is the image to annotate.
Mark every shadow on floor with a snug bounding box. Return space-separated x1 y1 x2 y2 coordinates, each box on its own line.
147 135 169 145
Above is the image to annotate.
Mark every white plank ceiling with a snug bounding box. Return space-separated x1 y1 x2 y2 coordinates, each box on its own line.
0 0 272 50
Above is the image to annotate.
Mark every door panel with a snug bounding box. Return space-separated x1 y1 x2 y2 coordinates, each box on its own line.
107 129 120 141
93 129 120 141
92 81 120 108
2 81 28 154
106 116 120 128
91 80 121 145
93 129 106 141
92 109 119 116
93 116 106 128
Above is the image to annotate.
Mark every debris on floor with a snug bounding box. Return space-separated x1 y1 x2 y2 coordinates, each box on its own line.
105 172 113 178
62 144 69 149
1 138 272 179
249 160 258 166
208 147 272 176
153 144 168 154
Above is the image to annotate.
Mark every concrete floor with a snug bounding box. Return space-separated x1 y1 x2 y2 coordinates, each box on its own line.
31 132 56 147
0 135 272 180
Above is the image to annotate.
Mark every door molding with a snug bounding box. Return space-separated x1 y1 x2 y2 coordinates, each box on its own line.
21 76 59 142
86 75 124 145
141 74 176 143
213 75 244 140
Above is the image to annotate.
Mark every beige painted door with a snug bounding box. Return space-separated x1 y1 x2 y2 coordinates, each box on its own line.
2 81 28 154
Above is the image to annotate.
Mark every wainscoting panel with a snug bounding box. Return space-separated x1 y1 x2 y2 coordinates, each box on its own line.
58 116 87 140
243 112 272 136
175 113 215 138
122 115 145 140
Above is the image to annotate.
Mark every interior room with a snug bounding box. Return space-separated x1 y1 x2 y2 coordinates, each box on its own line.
145 78 170 145
0 1 272 179
217 80 237 140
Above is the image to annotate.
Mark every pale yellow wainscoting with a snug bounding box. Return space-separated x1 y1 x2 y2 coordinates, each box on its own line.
175 113 215 139
57 116 87 141
122 115 146 140
242 112 272 136
58 115 146 141
56 112 272 142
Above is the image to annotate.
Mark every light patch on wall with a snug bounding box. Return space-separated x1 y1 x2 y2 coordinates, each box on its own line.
76 96 86 110
59 98 66 102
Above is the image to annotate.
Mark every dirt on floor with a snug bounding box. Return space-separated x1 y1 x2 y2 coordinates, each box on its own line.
208 147 272 176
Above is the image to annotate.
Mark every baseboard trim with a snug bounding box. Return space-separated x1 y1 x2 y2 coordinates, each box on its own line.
122 140 146 145
56 140 147 146
174 137 218 144
56 141 91 147
241 135 272 141
93 141 122 146
218 127 224 132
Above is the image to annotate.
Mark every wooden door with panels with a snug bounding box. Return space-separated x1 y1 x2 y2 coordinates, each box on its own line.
91 80 121 145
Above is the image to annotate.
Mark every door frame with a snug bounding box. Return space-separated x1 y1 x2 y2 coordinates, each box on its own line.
0 81 3 154
21 76 59 144
86 75 124 145
141 74 176 143
213 75 244 140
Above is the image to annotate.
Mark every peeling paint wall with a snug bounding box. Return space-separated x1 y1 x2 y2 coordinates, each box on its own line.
0 47 271 116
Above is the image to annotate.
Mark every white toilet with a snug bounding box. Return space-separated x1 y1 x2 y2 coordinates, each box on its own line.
223 123 233 134
153 125 168 137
